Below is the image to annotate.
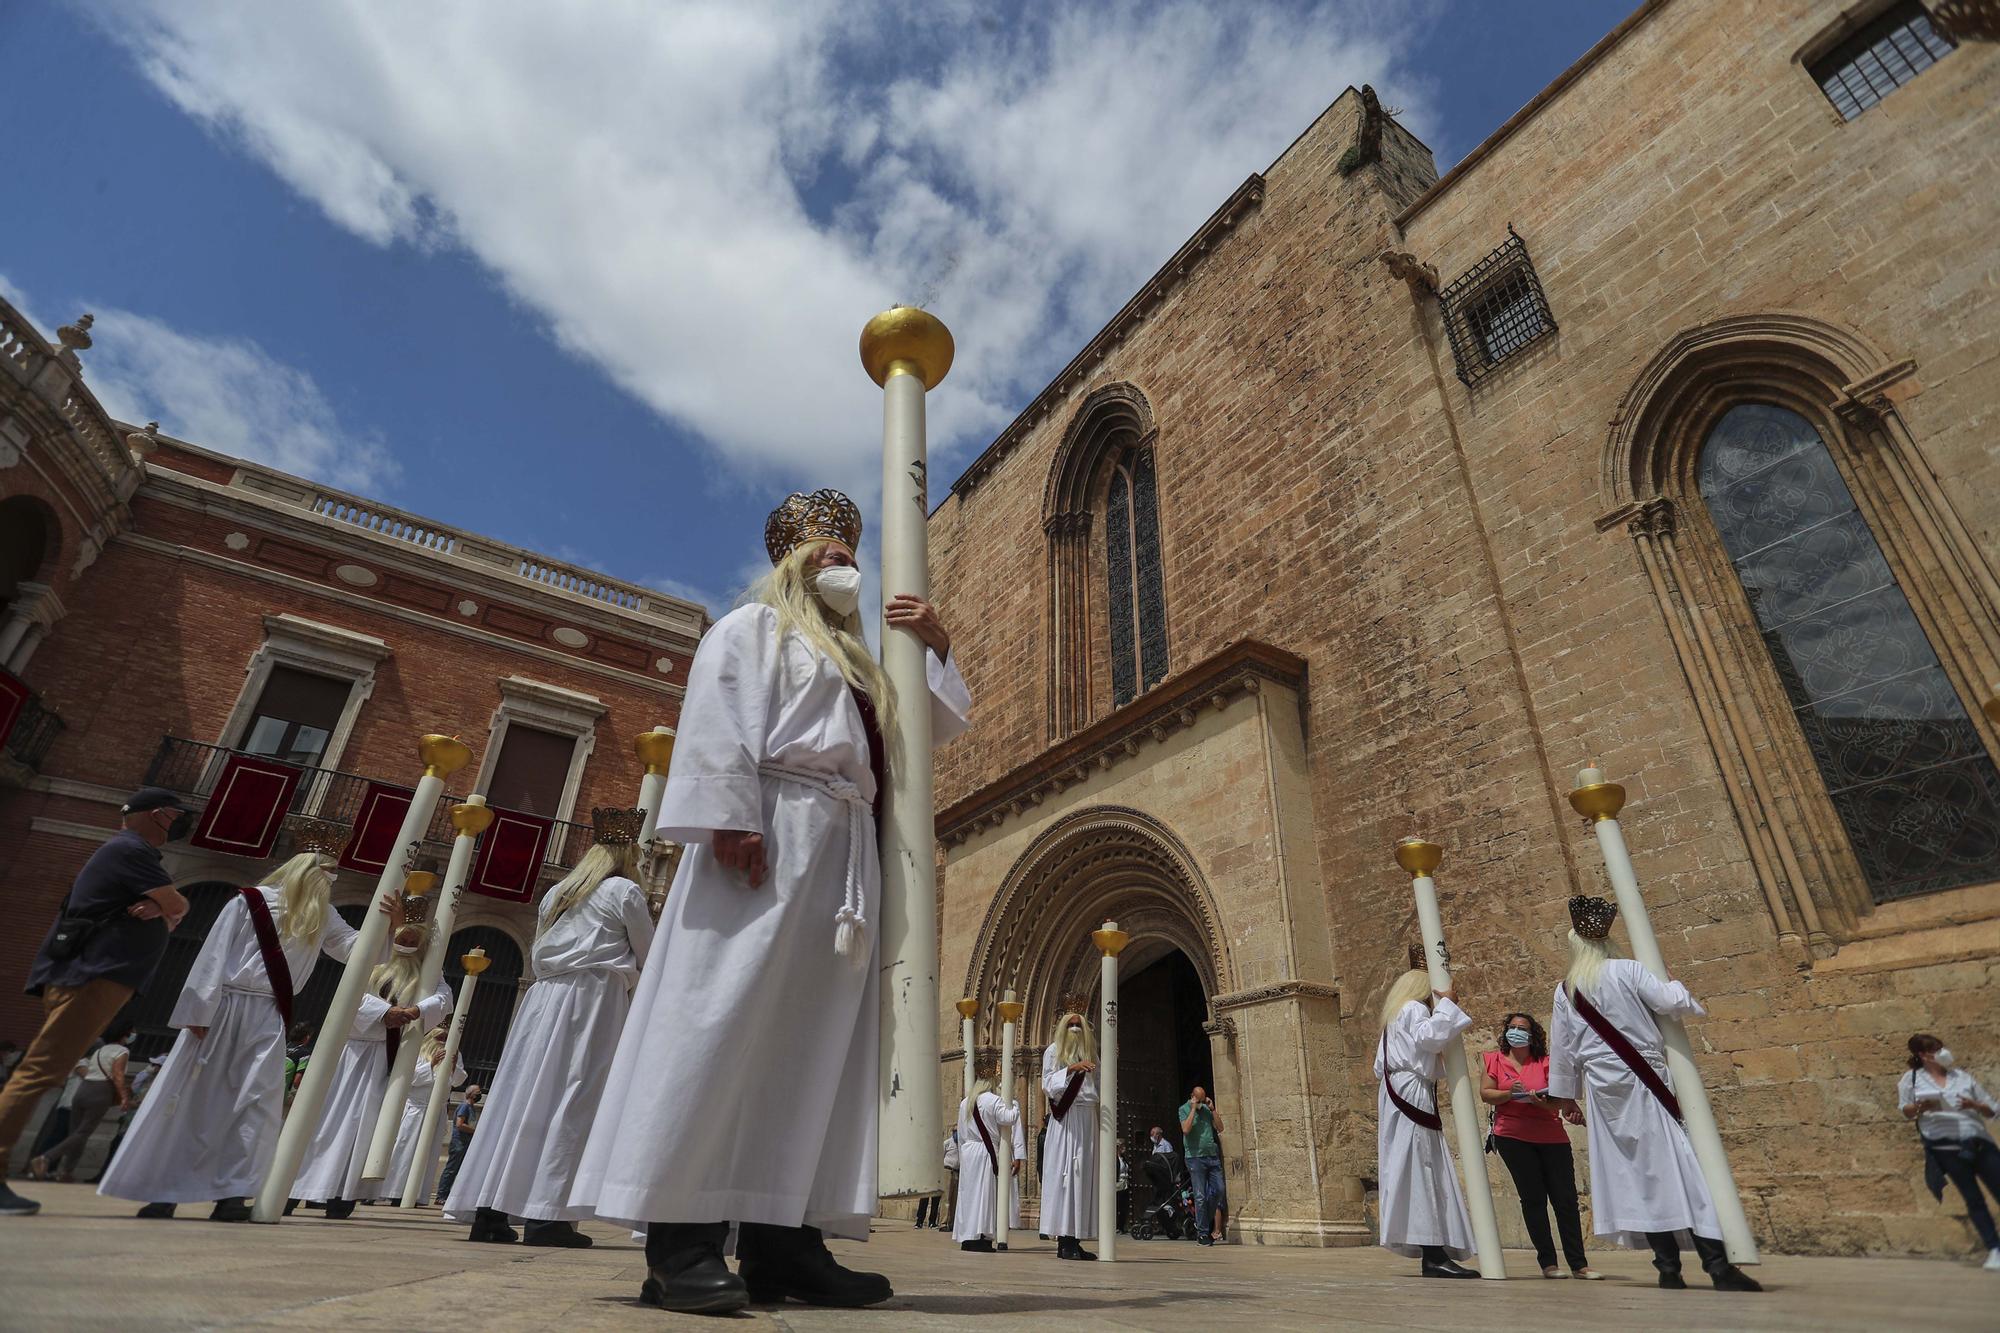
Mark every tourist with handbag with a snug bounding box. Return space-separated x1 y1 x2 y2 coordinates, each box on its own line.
1478 1012 1597 1279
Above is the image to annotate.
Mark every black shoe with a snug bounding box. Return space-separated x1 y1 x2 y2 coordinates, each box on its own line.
0 1184 41 1217
322 1198 355 1220
641 1222 748 1315
1658 1270 1687 1289
738 1222 892 1308
137 1202 177 1220
1421 1258 1480 1279
469 1207 519 1243
210 1198 251 1222
1710 1266 1763 1292
960 1237 995 1252
523 1219 592 1248
283 1198 299 1217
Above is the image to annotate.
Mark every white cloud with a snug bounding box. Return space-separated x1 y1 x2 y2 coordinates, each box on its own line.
78 1 1430 512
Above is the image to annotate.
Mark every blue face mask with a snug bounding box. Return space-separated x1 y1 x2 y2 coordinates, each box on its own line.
1505 1028 1531 1047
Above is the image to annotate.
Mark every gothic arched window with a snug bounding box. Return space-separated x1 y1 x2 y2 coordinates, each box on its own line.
1104 446 1169 707
1697 402 2000 901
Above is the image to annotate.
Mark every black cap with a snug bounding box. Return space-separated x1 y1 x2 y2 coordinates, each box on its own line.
121 787 187 815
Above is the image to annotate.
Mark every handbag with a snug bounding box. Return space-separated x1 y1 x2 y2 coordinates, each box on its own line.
45 890 119 963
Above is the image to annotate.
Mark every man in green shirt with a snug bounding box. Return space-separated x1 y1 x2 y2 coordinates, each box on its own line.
1178 1085 1227 1244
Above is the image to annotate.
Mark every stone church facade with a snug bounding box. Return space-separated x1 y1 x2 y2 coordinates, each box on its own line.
927 0 1999 1256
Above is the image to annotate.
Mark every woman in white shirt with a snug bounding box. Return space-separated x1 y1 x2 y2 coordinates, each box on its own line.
1898 1032 2000 1272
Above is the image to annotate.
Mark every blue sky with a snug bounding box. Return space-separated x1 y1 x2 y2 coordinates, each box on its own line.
2 1 1621 616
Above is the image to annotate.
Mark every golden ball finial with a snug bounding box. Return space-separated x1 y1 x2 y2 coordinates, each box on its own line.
860 306 954 389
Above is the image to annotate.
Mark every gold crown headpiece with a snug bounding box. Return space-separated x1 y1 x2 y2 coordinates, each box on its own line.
1059 992 1091 1017
287 816 347 857
973 1050 1000 1080
592 807 646 846
1408 943 1427 971
398 872 439 930
1569 895 1617 941
764 489 862 565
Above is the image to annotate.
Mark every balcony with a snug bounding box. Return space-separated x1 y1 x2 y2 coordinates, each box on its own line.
1 688 64 787
143 735 591 875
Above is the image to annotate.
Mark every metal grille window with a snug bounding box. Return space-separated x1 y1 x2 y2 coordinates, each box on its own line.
1810 3 1955 121
1698 402 2000 901
1438 229 1556 386
1104 446 1169 708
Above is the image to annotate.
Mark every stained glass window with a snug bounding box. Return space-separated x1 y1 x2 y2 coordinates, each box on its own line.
1105 448 1169 708
1698 403 2000 901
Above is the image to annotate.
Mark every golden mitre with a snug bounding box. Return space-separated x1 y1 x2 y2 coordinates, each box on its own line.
764 489 862 565
592 806 646 846
1059 992 1092 1017
973 1050 1001 1080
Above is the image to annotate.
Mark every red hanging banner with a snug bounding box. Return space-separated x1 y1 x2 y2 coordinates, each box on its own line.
467 806 553 903
339 780 415 874
188 754 303 859
0 670 29 751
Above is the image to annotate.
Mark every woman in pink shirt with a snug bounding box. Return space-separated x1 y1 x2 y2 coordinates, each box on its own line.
1479 1013 1598 1279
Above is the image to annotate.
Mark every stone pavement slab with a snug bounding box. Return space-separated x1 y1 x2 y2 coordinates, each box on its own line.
1 1185 1994 1331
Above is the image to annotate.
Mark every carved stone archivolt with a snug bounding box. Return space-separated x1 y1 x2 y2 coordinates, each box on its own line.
961 804 1232 1045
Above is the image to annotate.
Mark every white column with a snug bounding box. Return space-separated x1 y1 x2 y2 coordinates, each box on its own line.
861 307 953 1202
995 990 1022 1248
401 950 487 1207
1397 838 1506 1279
1571 767 1759 1264
1094 921 1128 1260
363 797 493 1178
253 734 471 1223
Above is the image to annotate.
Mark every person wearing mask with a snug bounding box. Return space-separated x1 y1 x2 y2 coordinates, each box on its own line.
1375 947 1478 1278
435 1086 483 1203
33 1029 133 1182
936 1125 959 1231
1479 1012 1597 1279
1549 896 1760 1293
1040 1004 1100 1261
0 788 190 1217
1900 1032 2000 1271
1179 1084 1227 1246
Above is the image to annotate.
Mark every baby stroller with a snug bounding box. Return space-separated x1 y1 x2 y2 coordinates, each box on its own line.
1128 1151 1196 1240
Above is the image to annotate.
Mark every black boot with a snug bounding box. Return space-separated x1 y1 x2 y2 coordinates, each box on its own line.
523 1218 593 1248
1691 1233 1763 1292
0 1183 40 1217
469 1207 519 1243
209 1198 251 1223
737 1222 892 1308
283 1198 299 1217
1059 1235 1097 1261
1420 1245 1479 1278
641 1222 748 1315
136 1202 177 1220
1646 1231 1687 1289
960 1237 994 1252
322 1198 355 1220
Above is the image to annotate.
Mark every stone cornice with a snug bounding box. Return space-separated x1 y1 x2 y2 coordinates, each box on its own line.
948 175 1267 500
1210 980 1339 1012
937 639 1305 844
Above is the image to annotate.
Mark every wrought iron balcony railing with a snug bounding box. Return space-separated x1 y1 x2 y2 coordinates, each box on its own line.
3 692 64 772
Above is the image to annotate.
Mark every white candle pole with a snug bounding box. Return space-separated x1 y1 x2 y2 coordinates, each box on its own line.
401 949 488 1207
995 990 1023 1250
1093 921 1129 1260
861 307 953 1204
364 796 492 1179
956 998 979 1102
1571 766 1759 1265
634 726 675 873
358 868 441 1179
254 734 471 1222
1396 838 1507 1279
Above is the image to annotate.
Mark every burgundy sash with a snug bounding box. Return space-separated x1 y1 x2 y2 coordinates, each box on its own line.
238 887 294 1031
1380 1031 1443 1131
1050 1067 1087 1122
381 985 400 1074
848 685 886 821
970 1104 999 1164
1572 986 1683 1123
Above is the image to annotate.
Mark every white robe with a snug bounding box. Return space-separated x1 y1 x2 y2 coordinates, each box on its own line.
1548 959 1719 1248
569 604 970 1239
291 975 452 1202
1373 997 1475 1258
952 1092 1024 1242
1039 1043 1098 1239
444 873 653 1222
98 886 359 1203
380 1053 464 1203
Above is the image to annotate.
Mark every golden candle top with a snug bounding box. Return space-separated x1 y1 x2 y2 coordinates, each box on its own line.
955 998 981 1018
450 801 496 837
461 951 491 975
419 734 473 778
860 306 954 389
996 998 1026 1024
635 727 678 775
403 870 439 895
1092 922 1131 956
1568 781 1628 823
1394 837 1443 877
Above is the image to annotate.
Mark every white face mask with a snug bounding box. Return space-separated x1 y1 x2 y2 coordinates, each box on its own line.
813 564 862 617
1935 1048 1955 1069
393 940 422 956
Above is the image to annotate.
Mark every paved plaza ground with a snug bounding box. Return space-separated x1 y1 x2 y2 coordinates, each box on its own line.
1 1184 1994 1331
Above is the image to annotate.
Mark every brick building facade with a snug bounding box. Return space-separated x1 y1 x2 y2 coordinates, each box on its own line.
927 0 1999 1256
0 295 707 1091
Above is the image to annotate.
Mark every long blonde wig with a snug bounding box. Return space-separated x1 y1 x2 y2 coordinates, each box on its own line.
968 1073 997 1103
270 851 334 945
744 539 901 770
1379 968 1433 1029
538 842 641 936
421 1027 449 1065
1053 1012 1097 1067
369 939 424 1004
1565 929 1614 1000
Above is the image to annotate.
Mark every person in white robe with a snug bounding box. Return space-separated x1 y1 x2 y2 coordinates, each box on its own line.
570 489 971 1315
98 828 374 1221
1548 895 1761 1292
377 1028 463 1205
952 1057 1020 1252
289 901 452 1217
1374 949 1479 1278
1039 1006 1099 1260
446 811 654 1247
